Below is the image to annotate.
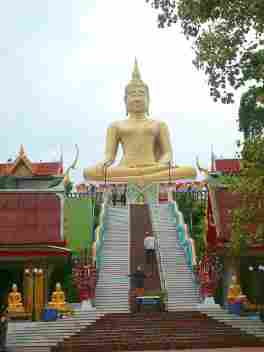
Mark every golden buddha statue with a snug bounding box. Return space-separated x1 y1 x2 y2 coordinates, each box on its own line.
84 59 196 183
227 274 247 304
48 283 67 311
8 283 25 312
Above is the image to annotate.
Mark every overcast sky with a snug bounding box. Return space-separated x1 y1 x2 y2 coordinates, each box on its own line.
1 0 242 183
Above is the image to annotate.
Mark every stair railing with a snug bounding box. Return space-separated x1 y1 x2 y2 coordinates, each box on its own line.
168 201 197 271
149 205 168 311
94 190 111 273
168 201 201 300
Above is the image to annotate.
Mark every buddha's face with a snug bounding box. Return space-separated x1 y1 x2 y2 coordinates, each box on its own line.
126 85 147 114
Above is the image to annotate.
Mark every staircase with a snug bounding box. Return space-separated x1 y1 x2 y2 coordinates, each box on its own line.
130 204 161 291
95 206 130 312
7 309 102 352
199 305 264 340
150 203 200 310
52 311 264 351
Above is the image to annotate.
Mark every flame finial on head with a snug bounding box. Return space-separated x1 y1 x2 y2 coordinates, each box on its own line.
132 57 141 81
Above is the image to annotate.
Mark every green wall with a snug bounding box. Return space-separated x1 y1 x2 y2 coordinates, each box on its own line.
64 198 94 254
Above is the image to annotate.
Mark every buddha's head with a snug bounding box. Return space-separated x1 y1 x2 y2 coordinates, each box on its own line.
55 282 62 291
12 283 18 292
125 58 150 115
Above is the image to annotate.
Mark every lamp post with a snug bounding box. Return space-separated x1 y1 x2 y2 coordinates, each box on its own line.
24 267 44 321
248 264 264 320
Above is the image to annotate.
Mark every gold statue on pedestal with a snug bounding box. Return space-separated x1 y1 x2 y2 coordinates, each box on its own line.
48 283 67 311
227 274 247 304
8 284 25 313
84 59 196 183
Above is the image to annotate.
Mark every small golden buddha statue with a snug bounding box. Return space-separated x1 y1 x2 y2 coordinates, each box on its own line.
48 283 67 311
227 274 246 304
8 283 25 312
84 58 196 183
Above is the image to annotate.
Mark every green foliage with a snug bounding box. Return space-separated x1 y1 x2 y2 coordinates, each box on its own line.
146 0 264 103
174 192 206 261
214 175 240 186
230 208 250 257
230 135 264 254
239 86 264 139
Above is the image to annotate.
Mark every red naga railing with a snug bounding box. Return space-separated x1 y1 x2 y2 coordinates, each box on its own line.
198 251 222 300
72 250 97 302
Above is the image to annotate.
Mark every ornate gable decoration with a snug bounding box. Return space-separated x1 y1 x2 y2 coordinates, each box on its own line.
0 145 64 177
9 145 33 176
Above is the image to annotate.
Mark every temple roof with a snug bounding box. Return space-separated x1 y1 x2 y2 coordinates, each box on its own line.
214 159 240 174
0 145 63 177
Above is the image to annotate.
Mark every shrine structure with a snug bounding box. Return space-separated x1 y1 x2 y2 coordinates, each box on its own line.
0 145 72 315
203 156 264 308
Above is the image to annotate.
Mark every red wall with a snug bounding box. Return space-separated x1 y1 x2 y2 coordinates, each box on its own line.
0 192 61 244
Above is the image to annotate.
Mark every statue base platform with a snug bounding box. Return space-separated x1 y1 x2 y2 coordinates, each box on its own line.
8 307 25 313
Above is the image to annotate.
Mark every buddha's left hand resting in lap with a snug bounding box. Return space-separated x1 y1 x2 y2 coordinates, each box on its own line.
84 59 196 183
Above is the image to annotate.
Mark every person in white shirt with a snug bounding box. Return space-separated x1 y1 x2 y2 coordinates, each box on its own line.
144 232 155 274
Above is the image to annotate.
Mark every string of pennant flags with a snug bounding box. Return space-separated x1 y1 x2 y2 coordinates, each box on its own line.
92 180 208 192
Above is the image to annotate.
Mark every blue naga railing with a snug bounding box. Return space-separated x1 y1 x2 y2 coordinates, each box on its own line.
168 202 197 271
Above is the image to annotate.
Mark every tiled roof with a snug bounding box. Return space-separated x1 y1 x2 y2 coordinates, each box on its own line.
31 162 63 176
0 161 62 176
0 164 9 175
215 159 240 174
0 193 62 244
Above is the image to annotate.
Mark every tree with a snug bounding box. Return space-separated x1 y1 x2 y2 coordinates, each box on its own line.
230 135 264 253
239 86 264 139
146 0 264 103
175 191 206 261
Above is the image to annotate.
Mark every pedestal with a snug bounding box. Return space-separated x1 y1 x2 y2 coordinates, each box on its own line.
127 183 159 205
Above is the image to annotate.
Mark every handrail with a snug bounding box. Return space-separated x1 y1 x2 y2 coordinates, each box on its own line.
92 191 110 272
154 237 168 308
168 201 197 270
149 205 168 310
